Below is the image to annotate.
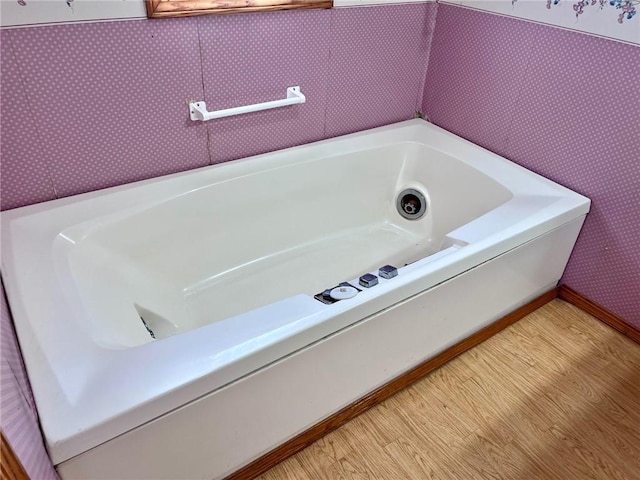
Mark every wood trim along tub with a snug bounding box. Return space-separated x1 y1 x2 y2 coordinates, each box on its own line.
145 0 333 18
225 287 560 480
559 285 640 345
0 431 29 480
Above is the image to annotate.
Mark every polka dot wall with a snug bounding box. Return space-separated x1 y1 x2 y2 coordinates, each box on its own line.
3 17 209 199
197 4 436 163
1 286 58 480
424 4 640 326
0 32 56 210
323 4 436 138
423 7 542 158
197 9 333 163
1 4 436 202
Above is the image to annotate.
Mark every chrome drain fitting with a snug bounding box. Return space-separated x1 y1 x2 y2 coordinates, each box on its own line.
396 188 427 220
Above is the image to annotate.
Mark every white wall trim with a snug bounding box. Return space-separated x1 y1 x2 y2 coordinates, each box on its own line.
441 0 640 46
0 0 146 28
2 0 636 46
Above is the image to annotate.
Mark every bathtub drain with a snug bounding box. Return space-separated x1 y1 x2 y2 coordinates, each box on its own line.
397 188 427 220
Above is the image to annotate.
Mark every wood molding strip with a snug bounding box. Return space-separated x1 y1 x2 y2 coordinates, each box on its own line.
1 431 29 480
225 287 559 480
146 0 332 18
559 285 640 345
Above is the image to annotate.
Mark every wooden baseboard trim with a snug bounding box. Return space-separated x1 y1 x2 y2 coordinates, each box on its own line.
559 285 640 345
225 287 559 480
1 431 29 480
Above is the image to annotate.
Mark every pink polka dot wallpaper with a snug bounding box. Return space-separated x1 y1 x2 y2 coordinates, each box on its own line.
424 4 640 327
0 36 56 209
198 9 332 162
3 17 209 200
324 5 436 138
1 284 58 480
0 4 436 204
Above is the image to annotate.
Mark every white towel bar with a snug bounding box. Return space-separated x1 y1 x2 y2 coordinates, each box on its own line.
188 86 305 121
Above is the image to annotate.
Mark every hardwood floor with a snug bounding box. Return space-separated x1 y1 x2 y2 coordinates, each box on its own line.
257 300 640 480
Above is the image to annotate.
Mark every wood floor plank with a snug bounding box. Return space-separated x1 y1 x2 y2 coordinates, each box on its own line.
383 437 443 480
547 423 632 480
533 327 640 400
434 375 516 447
390 384 479 442
420 354 475 389
543 385 640 460
380 410 474 478
453 428 554 480
322 454 372 480
255 456 311 480
538 302 640 367
525 341 636 422
259 300 640 480
324 440 411 480
293 433 352 480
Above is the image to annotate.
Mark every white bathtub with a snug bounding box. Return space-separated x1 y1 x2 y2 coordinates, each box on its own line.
1 119 589 479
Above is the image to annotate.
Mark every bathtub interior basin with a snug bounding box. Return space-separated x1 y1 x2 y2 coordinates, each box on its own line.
0 119 590 466
58 141 513 347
